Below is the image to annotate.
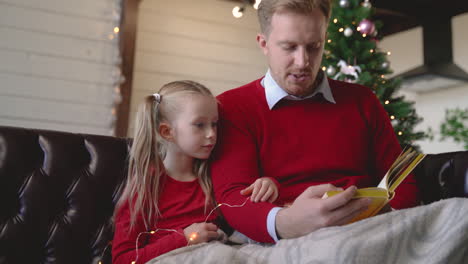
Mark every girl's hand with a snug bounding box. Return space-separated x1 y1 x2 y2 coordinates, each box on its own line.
183 222 219 245
240 177 279 203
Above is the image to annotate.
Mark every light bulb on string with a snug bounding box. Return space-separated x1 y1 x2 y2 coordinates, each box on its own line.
232 6 244 18
130 198 251 264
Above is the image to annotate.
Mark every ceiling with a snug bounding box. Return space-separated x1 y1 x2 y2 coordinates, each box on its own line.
373 0 468 36
225 0 468 36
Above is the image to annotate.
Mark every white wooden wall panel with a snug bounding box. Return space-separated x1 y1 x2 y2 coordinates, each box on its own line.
0 50 116 84
0 4 115 41
134 51 264 83
0 1 120 135
0 0 115 20
0 73 114 106
0 27 118 64
129 0 267 135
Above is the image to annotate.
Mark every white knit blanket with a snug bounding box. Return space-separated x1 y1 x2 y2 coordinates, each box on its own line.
146 198 468 264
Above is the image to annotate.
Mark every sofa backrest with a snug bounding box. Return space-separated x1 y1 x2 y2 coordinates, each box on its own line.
0 126 129 264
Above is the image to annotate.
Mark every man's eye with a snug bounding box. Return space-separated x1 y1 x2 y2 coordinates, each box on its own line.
307 43 322 51
194 123 204 128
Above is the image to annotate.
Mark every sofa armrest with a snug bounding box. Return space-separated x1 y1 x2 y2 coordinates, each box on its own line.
414 151 468 204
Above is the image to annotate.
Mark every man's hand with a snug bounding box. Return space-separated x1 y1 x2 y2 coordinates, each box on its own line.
275 184 371 239
240 177 279 203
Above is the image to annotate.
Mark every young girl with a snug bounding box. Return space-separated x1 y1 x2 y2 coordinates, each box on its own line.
112 80 279 264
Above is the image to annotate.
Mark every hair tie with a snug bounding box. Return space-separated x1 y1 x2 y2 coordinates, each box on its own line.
153 93 161 103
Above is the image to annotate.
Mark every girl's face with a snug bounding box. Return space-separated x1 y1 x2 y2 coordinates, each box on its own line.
169 95 218 160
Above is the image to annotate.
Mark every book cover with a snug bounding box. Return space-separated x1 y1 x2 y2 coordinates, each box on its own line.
324 147 426 223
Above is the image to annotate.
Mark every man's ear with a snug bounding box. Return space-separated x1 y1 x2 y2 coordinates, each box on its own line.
257 33 268 56
159 122 173 142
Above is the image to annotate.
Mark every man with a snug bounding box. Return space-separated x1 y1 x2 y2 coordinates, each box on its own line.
211 0 419 243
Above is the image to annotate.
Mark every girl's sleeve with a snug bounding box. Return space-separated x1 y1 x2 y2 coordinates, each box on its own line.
112 204 188 264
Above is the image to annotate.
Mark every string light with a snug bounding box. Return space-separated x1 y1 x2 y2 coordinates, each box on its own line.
333 18 338 23
189 232 198 241
204 198 250 223
370 49 374 53
357 27 361 31
339 28 344 32
381 75 385 78
130 198 251 263
113 27 120 33
97 241 112 264
232 6 244 18
133 229 184 263
387 51 392 56
398 131 403 136
327 39 332 43
385 100 390 105
322 66 327 71
362 34 367 38
390 115 395 120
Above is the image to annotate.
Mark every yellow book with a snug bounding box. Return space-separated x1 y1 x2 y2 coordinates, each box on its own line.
324 147 426 223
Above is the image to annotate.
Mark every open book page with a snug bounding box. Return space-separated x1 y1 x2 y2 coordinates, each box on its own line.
324 147 426 223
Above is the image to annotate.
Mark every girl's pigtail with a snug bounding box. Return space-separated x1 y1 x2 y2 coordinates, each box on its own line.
117 94 164 232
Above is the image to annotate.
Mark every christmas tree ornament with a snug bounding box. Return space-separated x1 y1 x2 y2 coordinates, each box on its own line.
339 0 350 8
358 19 375 35
344 27 353 37
326 65 337 76
380 61 390 70
361 0 372 8
335 60 361 80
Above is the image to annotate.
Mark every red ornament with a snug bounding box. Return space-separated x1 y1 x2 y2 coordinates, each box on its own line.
358 19 375 35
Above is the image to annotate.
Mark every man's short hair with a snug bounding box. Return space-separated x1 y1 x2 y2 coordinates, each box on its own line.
257 0 332 36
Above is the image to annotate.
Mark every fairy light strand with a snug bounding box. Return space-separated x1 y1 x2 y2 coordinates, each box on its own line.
129 198 251 264
204 197 250 223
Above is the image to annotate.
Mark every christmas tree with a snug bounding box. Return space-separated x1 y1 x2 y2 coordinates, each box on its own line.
322 0 428 148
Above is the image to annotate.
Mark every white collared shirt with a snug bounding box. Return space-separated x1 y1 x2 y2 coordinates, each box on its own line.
262 69 336 109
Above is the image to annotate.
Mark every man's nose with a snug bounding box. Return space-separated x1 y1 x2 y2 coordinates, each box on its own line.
295 48 310 68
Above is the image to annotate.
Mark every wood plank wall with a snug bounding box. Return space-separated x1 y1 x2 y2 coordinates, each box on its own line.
128 0 267 136
0 0 122 135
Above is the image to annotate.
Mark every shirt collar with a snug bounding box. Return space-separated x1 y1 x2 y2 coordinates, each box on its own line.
262 69 336 109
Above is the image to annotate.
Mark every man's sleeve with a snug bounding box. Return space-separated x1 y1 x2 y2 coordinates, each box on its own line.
210 101 276 243
366 90 420 208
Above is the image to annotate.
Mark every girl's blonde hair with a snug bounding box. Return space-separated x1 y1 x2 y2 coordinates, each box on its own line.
116 80 215 231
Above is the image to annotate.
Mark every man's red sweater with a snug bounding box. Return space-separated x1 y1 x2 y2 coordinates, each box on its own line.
211 78 420 243
112 174 217 264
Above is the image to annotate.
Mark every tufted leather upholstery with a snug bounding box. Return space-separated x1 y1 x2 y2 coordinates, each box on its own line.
0 126 129 264
0 125 467 263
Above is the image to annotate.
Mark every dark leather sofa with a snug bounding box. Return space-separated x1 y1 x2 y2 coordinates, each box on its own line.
1 125 467 264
